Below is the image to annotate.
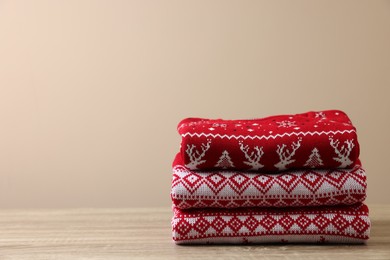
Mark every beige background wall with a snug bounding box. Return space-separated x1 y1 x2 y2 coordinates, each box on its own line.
0 0 389 208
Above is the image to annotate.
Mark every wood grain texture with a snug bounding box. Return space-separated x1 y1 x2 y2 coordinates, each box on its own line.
0 205 389 259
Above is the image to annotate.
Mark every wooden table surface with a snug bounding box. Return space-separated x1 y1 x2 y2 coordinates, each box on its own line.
0 205 389 259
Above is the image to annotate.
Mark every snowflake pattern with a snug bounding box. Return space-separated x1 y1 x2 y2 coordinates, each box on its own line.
315 112 326 119
276 120 296 128
212 123 227 129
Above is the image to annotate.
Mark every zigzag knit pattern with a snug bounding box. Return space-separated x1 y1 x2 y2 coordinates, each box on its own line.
171 110 370 244
171 155 367 209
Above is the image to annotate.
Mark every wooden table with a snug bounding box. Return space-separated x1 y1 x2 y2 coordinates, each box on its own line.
0 205 389 259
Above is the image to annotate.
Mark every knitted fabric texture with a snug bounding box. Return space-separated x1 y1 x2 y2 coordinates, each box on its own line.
178 110 359 172
171 110 369 244
172 203 370 244
171 154 367 209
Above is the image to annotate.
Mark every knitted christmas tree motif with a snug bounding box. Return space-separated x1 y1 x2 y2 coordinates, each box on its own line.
215 150 234 169
304 148 324 168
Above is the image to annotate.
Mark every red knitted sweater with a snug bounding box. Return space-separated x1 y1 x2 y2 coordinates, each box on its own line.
178 110 359 172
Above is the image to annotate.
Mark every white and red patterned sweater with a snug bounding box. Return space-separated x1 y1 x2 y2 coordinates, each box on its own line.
172 204 370 244
171 154 367 209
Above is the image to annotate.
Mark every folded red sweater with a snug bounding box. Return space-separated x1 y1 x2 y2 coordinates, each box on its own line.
171 154 366 209
178 110 359 172
172 203 370 244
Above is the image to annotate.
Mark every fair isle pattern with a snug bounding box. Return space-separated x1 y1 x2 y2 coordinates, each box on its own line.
181 129 356 141
171 163 367 209
178 110 359 171
172 110 370 244
172 204 370 244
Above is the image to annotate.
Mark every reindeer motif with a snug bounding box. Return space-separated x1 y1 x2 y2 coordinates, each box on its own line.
185 139 212 170
238 141 264 170
274 137 302 171
329 136 355 168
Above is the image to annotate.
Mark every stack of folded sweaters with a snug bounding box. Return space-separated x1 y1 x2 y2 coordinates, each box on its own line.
171 110 370 244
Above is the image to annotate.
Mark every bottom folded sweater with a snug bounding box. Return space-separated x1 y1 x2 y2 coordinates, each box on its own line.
172 203 370 244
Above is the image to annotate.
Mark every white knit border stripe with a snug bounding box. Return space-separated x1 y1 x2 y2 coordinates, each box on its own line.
181 129 355 140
